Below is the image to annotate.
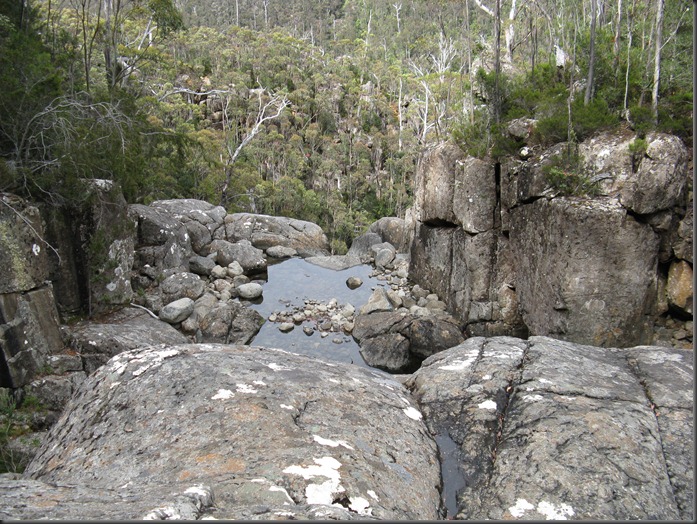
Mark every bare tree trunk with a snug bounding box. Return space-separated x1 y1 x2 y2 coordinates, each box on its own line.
584 0 597 105
465 0 474 125
393 2 402 34
651 0 664 123
614 0 623 58
622 0 636 119
493 0 502 124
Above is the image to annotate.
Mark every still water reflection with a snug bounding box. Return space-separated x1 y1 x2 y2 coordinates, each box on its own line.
247 257 381 368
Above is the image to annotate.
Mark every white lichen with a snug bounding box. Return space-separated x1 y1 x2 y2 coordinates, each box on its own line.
478 400 497 410
523 394 544 403
236 383 258 394
439 350 478 371
508 498 535 517
211 389 234 400
313 435 354 450
403 406 423 420
349 496 372 515
537 501 575 520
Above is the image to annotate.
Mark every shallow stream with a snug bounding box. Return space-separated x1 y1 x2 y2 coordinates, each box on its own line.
248 257 381 369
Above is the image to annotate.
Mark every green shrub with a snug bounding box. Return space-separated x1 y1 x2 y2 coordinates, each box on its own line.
627 104 654 137
542 147 600 197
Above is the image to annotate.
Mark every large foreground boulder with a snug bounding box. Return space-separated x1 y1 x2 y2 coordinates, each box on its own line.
7 344 442 520
407 336 693 520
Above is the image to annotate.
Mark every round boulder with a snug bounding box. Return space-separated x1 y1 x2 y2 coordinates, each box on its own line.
159 298 195 324
237 283 263 300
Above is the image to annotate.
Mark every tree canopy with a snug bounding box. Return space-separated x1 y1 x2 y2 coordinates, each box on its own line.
0 0 692 251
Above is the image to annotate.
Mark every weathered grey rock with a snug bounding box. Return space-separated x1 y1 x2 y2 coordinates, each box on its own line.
1 286 64 388
359 288 394 315
407 336 693 520
189 255 216 276
507 118 537 140
266 245 297 259
159 298 195 324
0 477 379 521
198 302 263 344
510 197 659 346
617 133 689 215
226 213 330 257
672 205 693 263
237 282 263 300
184 219 212 254
407 317 465 359
346 232 383 262
346 276 363 290
367 217 409 253
209 239 266 274
666 260 693 316
374 248 396 269
16 344 441 520
359 333 411 372
353 312 409 341
625 346 694 519
130 204 192 272
412 143 465 227
160 272 206 302
67 308 189 374
150 199 227 239
0 194 50 294
227 260 245 277
210 264 227 279
279 322 294 332
24 373 86 412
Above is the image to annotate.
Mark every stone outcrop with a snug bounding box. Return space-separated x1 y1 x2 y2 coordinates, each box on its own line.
225 212 330 257
66 307 189 374
509 197 659 346
353 311 464 373
0 194 50 295
406 336 693 520
408 131 691 347
9 343 442 520
1 194 64 389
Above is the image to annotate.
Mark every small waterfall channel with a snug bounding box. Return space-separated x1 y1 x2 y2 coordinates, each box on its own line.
247 256 468 519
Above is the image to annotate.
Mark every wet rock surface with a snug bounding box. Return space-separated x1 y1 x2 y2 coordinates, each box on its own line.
10 344 442 520
407 336 693 520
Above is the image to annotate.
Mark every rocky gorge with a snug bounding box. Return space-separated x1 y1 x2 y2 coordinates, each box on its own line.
0 128 693 520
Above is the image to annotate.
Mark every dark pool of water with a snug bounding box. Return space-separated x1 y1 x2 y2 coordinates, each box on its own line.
434 430 469 518
247 257 382 368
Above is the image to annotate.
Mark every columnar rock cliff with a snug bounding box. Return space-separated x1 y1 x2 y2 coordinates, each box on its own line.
408 130 691 347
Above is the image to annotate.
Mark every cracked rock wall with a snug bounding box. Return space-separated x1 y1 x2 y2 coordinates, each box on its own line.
408 130 691 347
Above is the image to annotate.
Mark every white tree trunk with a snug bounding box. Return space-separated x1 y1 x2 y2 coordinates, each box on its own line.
651 0 664 122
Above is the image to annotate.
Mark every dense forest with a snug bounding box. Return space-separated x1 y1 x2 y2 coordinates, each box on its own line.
0 0 692 252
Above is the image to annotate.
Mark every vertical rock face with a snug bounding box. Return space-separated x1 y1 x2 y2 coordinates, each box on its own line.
509 197 659 347
1 195 63 388
41 180 136 317
0 194 50 294
409 144 524 338
408 132 690 347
